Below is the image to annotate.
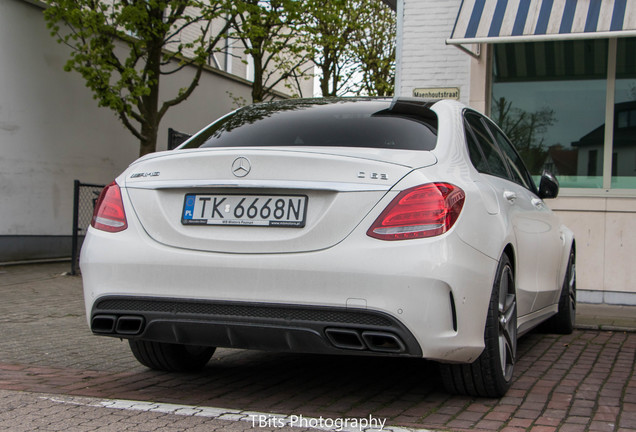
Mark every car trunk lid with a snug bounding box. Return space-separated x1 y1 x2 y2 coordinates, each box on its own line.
123 147 436 253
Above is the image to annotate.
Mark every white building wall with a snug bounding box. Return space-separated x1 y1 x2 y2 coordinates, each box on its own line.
396 0 471 105
0 0 255 261
550 196 636 305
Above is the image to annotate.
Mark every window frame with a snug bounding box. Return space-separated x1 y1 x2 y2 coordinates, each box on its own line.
463 117 490 174
481 115 539 194
463 111 511 181
464 109 539 195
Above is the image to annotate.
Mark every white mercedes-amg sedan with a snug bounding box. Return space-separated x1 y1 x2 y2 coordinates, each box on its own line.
81 97 575 397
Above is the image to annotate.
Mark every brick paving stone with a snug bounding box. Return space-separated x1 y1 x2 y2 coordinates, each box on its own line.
598 396 622 407
529 426 557 432
474 419 504 430
437 404 465 415
455 410 484 422
566 415 591 425
447 419 476 429
535 415 561 427
620 406 636 430
400 401 437 417
514 409 542 420
520 401 547 412
490 403 517 414
595 406 620 422
548 397 571 410
541 409 566 420
589 420 619 432
465 403 492 413
507 418 533 428
500 396 524 406
422 413 452 425
569 406 594 417
484 410 512 422
390 414 420 425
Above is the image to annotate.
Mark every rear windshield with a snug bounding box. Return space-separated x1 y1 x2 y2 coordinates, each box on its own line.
181 99 438 151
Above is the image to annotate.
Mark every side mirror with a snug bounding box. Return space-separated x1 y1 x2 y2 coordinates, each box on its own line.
538 170 559 199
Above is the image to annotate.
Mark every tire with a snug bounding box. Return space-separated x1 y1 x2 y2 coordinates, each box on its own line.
542 248 576 334
129 340 215 372
441 254 517 398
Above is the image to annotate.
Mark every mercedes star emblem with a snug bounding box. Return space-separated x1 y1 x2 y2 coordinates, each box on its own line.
232 157 251 177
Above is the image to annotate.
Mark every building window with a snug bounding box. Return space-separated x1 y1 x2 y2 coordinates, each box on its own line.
588 150 598 177
612 38 636 188
492 39 609 189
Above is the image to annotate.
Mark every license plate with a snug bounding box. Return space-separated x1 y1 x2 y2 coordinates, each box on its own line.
182 194 308 227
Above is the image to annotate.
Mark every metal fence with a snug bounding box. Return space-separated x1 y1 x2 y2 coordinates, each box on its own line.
71 180 105 275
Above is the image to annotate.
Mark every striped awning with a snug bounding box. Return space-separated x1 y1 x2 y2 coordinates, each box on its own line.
448 0 636 45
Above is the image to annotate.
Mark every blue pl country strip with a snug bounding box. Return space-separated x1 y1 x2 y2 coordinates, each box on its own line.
183 195 196 220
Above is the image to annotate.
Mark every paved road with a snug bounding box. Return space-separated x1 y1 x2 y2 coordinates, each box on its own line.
0 263 635 431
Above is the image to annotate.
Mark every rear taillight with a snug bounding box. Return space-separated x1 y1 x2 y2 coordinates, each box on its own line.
367 183 465 240
91 181 128 233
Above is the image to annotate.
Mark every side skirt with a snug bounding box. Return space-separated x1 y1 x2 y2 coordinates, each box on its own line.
517 304 559 336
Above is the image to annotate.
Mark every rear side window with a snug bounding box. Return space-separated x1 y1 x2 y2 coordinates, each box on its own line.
464 113 509 179
487 123 536 192
181 100 438 151
464 120 490 173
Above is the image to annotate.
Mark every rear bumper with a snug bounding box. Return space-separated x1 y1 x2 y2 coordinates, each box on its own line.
81 218 498 363
90 297 422 357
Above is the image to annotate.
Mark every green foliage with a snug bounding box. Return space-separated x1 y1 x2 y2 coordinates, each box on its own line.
302 0 361 96
301 0 396 97
44 0 398 154
43 0 232 156
350 0 396 97
229 0 312 103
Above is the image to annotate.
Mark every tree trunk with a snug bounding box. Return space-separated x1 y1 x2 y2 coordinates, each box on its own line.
320 61 337 97
139 121 158 157
138 31 163 157
251 59 264 102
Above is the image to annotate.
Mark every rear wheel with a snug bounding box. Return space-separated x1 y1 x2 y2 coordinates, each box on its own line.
129 340 215 372
441 254 517 397
542 248 576 334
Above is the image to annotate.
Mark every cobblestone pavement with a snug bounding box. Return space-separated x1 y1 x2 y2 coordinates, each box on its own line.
0 263 635 432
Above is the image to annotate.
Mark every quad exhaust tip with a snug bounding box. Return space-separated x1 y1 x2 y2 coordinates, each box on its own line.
91 315 117 334
361 331 406 353
115 316 145 335
91 314 145 336
325 328 406 353
325 328 366 350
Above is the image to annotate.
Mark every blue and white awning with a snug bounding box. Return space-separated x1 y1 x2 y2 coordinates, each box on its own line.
448 0 636 45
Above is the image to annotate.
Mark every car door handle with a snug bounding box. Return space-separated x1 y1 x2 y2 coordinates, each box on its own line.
531 198 544 209
503 191 517 203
